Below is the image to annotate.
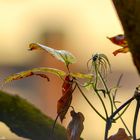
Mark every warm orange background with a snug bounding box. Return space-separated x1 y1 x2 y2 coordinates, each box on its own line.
0 0 139 140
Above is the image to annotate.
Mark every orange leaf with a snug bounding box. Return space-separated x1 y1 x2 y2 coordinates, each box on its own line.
108 128 131 140
107 34 129 55
57 75 74 122
67 110 84 140
113 46 129 56
107 34 128 47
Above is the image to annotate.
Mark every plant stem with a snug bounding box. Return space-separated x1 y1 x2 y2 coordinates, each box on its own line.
113 74 123 101
49 114 60 140
94 88 108 119
66 64 70 74
114 103 130 121
133 99 140 140
112 74 132 137
114 103 132 137
94 63 108 119
104 96 135 140
98 71 114 114
76 83 106 121
94 62 98 89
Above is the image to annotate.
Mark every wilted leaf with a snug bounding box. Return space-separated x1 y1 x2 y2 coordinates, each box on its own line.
57 75 74 122
29 43 77 65
107 34 127 47
112 47 129 56
2 67 66 86
107 34 129 56
70 73 93 79
62 75 73 95
108 128 131 140
67 110 84 140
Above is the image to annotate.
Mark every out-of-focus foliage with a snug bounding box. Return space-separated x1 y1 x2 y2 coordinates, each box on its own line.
107 34 129 56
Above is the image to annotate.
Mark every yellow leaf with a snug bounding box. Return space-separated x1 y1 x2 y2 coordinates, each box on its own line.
2 67 66 86
113 47 129 56
29 43 42 50
70 73 93 79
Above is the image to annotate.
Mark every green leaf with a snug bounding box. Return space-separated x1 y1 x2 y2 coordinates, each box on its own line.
2 67 66 86
70 73 93 79
83 82 93 90
29 43 77 65
32 67 66 77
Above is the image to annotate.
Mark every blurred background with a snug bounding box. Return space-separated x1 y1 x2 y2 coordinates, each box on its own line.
0 0 140 139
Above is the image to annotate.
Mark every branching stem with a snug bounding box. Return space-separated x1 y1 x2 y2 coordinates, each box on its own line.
104 96 135 140
76 83 106 121
98 71 114 115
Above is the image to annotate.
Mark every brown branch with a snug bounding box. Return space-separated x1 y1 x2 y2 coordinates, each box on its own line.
112 0 140 74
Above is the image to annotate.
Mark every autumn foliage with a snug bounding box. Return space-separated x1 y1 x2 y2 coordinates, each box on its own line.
1 35 139 140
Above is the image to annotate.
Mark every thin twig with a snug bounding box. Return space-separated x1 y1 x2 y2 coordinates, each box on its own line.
133 100 140 140
98 71 114 114
104 96 135 140
94 63 108 119
94 88 109 119
114 103 130 121
113 74 132 137
76 83 106 121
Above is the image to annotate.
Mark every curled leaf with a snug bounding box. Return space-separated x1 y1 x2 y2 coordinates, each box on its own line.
2 67 66 86
107 34 129 56
29 43 77 65
28 43 42 50
108 128 131 140
107 34 127 47
67 110 84 140
112 47 129 56
57 75 74 122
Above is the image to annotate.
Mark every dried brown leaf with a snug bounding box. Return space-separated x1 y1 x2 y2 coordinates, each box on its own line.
57 75 73 122
67 110 84 140
108 128 131 140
